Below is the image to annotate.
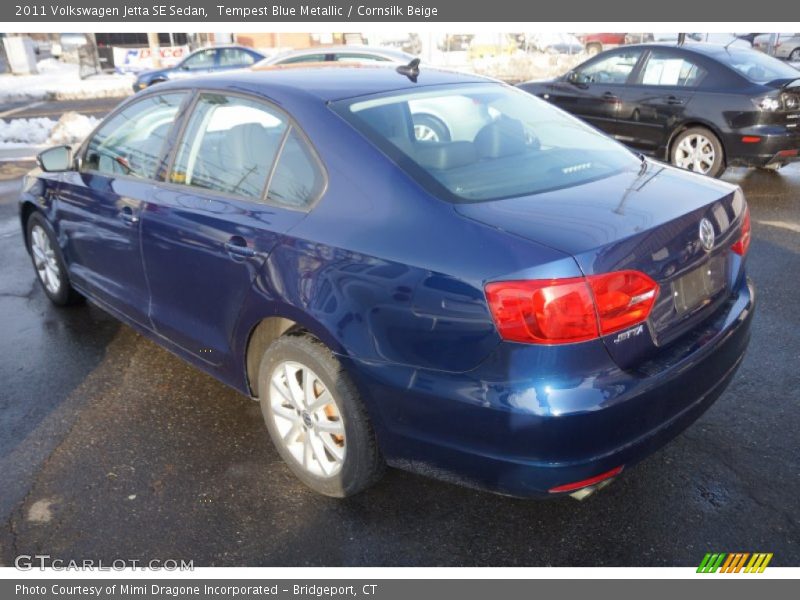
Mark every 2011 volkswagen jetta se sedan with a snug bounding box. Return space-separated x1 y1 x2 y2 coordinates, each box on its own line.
19 64 754 499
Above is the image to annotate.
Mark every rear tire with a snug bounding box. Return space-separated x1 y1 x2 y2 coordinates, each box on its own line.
412 113 451 143
670 127 726 178
789 48 800 61
257 334 385 497
26 212 82 306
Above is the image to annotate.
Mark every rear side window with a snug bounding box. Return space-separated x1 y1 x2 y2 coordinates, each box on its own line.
169 94 288 199
640 51 707 87
83 93 185 179
268 128 325 208
219 48 256 67
169 93 324 208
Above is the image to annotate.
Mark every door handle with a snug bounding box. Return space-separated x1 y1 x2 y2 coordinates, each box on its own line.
666 96 685 105
120 206 139 225
602 91 619 102
224 236 259 259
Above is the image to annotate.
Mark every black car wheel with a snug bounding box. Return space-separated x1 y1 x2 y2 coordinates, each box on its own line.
258 334 385 497
26 212 82 306
670 127 726 178
790 48 800 61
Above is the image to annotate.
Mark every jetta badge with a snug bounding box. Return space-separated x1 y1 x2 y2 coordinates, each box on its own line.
699 218 715 252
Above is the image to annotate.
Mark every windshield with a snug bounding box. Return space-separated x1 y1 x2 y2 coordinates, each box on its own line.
333 83 640 202
715 47 800 83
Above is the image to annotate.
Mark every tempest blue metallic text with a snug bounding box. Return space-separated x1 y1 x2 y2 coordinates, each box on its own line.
20 63 754 499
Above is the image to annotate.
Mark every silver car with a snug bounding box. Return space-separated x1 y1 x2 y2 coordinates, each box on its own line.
753 33 800 61
256 45 494 143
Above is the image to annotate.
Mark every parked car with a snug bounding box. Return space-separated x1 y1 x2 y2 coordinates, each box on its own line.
519 43 800 177
256 45 414 66
527 33 584 55
256 48 476 143
753 33 800 61
690 33 752 49
22 64 754 499
468 33 518 60
579 33 626 55
624 33 654 45
132 45 265 91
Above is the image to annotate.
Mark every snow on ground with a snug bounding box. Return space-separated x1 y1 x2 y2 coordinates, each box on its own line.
0 58 134 103
0 112 98 147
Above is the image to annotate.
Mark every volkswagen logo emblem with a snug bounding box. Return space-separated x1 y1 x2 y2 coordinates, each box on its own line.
699 218 715 252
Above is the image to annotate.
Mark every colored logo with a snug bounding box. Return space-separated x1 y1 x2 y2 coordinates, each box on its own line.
697 552 773 573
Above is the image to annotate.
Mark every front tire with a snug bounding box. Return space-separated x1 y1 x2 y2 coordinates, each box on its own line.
257 334 384 497
26 212 82 306
789 48 800 61
670 127 726 178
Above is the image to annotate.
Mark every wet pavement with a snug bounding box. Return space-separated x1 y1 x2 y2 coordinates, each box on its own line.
0 160 798 567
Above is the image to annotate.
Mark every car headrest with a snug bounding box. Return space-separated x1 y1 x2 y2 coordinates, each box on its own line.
474 118 527 159
416 141 477 171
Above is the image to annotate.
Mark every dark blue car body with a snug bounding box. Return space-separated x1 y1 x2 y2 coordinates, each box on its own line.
20 66 754 497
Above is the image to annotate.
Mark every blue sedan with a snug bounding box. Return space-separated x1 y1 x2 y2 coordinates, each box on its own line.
132 45 265 91
20 64 754 499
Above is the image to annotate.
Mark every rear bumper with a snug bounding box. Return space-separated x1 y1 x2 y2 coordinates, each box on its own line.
724 126 800 167
345 276 755 498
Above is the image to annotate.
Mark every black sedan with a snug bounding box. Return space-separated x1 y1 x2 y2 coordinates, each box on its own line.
519 43 800 177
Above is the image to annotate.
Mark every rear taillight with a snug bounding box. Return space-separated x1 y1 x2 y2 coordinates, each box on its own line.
731 206 751 256
587 270 659 335
485 270 658 345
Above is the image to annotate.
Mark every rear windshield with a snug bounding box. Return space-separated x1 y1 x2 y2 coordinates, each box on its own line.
715 47 800 83
332 83 640 202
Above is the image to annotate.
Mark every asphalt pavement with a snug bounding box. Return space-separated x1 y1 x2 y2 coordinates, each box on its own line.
0 156 798 567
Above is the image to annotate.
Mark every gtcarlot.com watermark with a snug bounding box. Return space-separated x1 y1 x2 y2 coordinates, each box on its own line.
14 554 194 571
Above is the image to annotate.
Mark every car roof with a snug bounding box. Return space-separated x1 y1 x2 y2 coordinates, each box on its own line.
624 42 754 58
155 63 494 102
262 45 415 64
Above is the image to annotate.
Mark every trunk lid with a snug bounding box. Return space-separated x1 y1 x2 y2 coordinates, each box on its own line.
456 163 746 368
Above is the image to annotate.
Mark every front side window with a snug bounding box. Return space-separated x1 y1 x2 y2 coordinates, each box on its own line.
83 93 185 179
574 49 642 84
281 53 327 64
182 49 216 70
640 51 708 87
334 83 640 202
169 94 288 199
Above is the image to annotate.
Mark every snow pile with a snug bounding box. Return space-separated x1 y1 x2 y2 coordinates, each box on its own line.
469 51 589 83
46 112 99 145
0 117 54 145
0 59 134 102
0 112 98 148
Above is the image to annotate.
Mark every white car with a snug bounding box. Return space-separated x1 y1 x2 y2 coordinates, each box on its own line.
753 33 800 61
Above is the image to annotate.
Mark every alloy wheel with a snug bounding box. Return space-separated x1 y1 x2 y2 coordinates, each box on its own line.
674 134 716 174
30 225 61 295
268 361 345 478
414 123 441 142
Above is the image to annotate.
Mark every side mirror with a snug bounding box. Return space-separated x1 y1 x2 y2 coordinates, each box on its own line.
180 64 190 70
566 71 579 84
36 145 73 172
